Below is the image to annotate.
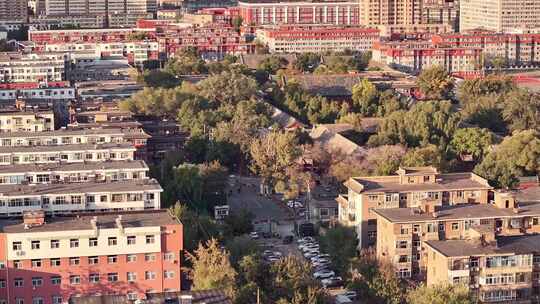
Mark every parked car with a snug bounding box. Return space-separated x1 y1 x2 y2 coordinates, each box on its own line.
266 255 280 262
338 291 357 301
311 258 330 265
310 254 330 262
298 236 315 244
249 232 259 239
313 270 335 279
300 243 319 251
262 232 272 238
313 265 330 273
313 261 331 269
304 251 320 259
263 250 273 256
335 294 353 304
321 276 343 288
283 235 294 244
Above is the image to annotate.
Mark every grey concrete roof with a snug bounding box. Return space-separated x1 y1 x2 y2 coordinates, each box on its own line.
0 178 162 196
0 143 135 153
426 234 540 257
0 209 178 233
0 160 148 174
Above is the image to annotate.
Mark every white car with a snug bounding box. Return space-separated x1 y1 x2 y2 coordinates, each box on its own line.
302 245 319 253
313 269 335 279
249 232 259 239
321 276 343 288
299 242 317 251
339 291 357 300
297 237 315 244
311 258 330 265
287 200 303 209
310 254 330 262
304 251 320 259
313 261 331 269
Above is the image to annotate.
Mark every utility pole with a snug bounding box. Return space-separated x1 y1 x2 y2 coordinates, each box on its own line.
257 287 260 304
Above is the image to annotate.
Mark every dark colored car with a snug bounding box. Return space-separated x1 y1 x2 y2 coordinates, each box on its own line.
283 235 294 244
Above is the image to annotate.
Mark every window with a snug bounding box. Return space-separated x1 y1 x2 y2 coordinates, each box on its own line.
164 270 175 279
31 240 40 250
438 223 445 231
88 256 99 264
31 259 42 268
400 226 409 235
145 254 156 262
534 218 540 226
14 278 23 287
127 254 137 262
51 276 61 285
145 271 156 280
398 255 410 263
146 235 155 244
13 260 21 268
31 277 43 287
108 237 117 246
412 224 420 233
107 255 117 264
426 223 436 233
70 239 79 248
164 252 175 261
89 274 99 283
50 258 60 267
127 293 137 301
32 299 44 304
127 236 136 245
396 240 408 249
16 299 23 304
69 257 80 265
127 272 137 282
108 273 118 282
89 238 98 247
52 296 62 304
70 275 81 285
12 241 22 250
451 222 459 230
50 240 59 248
0 280 5 288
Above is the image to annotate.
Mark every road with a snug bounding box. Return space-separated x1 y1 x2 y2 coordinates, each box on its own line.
227 176 292 222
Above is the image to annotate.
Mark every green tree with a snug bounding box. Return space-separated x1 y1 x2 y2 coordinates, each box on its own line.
475 130 540 188
187 238 237 296
139 69 179 88
369 101 460 149
306 96 341 124
294 53 321 73
197 71 258 105
365 145 407 175
407 283 474 304
169 202 221 253
318 225 357 277
336 112 363 131
258 56 289 74
501 89 540 132
269 256 330 303
402 144 443 169
165 48 208 75
352 78 380 116
450 128 494 162
457 74 515 105
223 208 255 238
224 235 260 267
249 130 302 191
416 66 454 100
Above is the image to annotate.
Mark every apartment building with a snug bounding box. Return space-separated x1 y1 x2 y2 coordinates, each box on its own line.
0 0 27 23
0 160 149 185
373 190 540 279
425 231 540 302
336 166 493 248
372 40 483 74
238 0 360 26
0 209 182 303
0 53 66 83
359 0 457 36
0 111 54 133
460 0 540 32
0 178 161 215
0 82 75 102
28 28 156 45
255 26 379 53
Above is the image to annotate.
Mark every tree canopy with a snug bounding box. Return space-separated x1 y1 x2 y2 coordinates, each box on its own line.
416 66 454 100
406 283 474 304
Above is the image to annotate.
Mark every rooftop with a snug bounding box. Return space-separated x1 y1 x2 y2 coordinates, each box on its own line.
71 290 231 304
0 128 124 138
345 172 492 194
0 160 148 174
0 178 162 196
0 209 178 233
373 201 540 223
0 143 135 154
426 234 540 257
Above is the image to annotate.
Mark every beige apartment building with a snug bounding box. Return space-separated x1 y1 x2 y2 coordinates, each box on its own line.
426 230 540 303
460 0 540 32
373 190 540 280
336 166 493 248
0 111 54 133
359 0 457 36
